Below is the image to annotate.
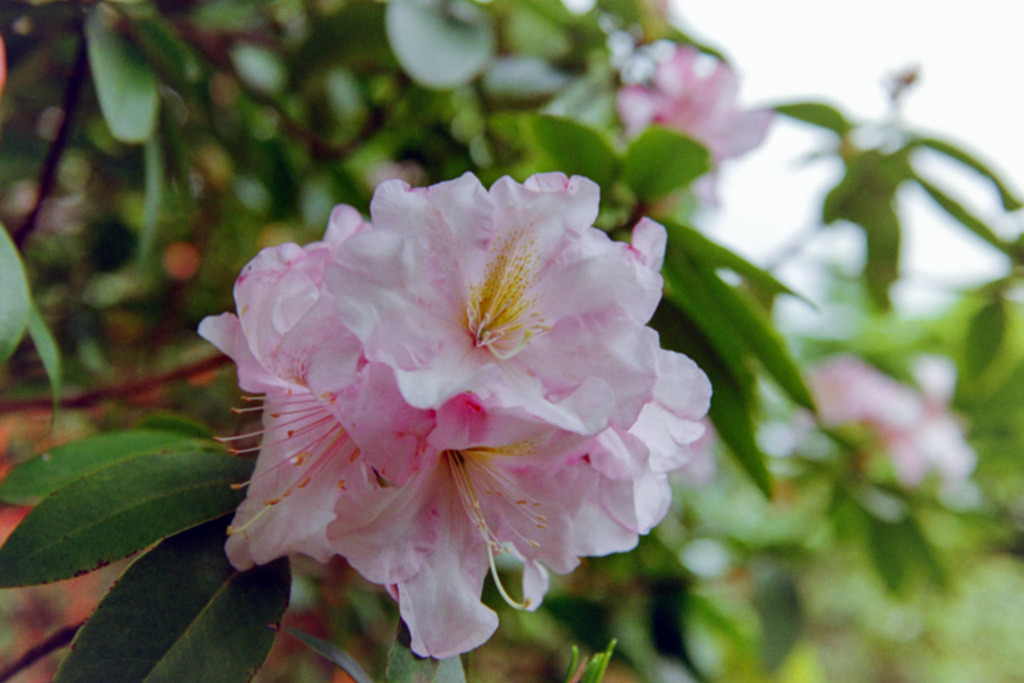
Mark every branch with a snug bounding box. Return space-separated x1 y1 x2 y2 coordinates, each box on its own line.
11 32 89 250
0 620 85 683
0 353 231 413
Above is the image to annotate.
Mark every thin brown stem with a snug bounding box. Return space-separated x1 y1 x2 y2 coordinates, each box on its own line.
0 620 85 683
0 353 231 413
12 31 89 251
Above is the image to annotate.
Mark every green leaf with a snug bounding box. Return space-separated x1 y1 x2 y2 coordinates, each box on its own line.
287 629 374 683
823 151 910 309
85 6 160 144
911 135 1023 211
664 223 815 410
135 415 214 439
709 371 772 497
773 101 852 136
0 450 251 587
914 175 1012 255
753 565 802 672
26 302 62 414
666 222 804 300
965 298 1007 377
623 126 711 200
386 622 466 682
529 115 619 189
386 0 494 90
137 134 165 266
580 640 617 683
0 430 220 504
0 224 30 363
54 516 289 683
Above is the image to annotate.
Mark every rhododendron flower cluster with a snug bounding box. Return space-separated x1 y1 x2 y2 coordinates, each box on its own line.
809 355 976 487
200 172 712 658
616 44 773 164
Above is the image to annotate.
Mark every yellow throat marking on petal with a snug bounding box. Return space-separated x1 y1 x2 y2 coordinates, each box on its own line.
443 446 547 611
466 230 549 359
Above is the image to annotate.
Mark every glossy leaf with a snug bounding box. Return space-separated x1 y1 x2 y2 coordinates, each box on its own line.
0 450 251 587
386 622 466 682
529 114 619 188
0 430 220 504
623 126 711 200
55 516 289 683
709 370 772 497
287 628 374 683
386 0 494 90
965 298 1007 377
912 135 1023 211
85 6 160 144
26 302 62 413
0 223 30 363
773 101 852 136
915 175 1012 255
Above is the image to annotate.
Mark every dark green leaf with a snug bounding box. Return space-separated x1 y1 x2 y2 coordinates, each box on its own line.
85 6 160 144
0 430 220 504
529 115 619 188
54 516 289 683
773 101 852 136
664 223 815 410
0 223 30 363
0 450 251 586
623 126 711 200
26 302 62 414
666 222 804 300
912 135 1023 211
965 298 1007 376
135 415 214 439
753 565 801 672
386 622 466 682
287 628 374 683
915 175 1012 255
386 0 494 90
709 371 772 497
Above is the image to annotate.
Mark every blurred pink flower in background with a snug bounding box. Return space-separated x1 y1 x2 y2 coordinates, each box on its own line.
201 171 714 658
809 355 976 487
616 44 773 164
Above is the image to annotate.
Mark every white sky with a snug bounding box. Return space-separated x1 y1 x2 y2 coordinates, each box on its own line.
674 1 1024 313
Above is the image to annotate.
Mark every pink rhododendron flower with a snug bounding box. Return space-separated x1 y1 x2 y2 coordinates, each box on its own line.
326 172 666 436
809 354 976 487
616 44 773 163
200 171 714 658
198 205 377 568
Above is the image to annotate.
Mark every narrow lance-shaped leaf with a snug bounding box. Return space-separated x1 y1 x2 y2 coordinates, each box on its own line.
0 450 252 587
664 222 815 410
773 101 853 136
709 370 772 497
137 134 165 266
26 302 62 414
623 126 711 200
85 5 160 144
55 516 289 683
665 222 805 301
0 222 30 362
914 175 1013 256
287 628 375 683
0 430 222 504
965 298 1007 377
911 135 1023 211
